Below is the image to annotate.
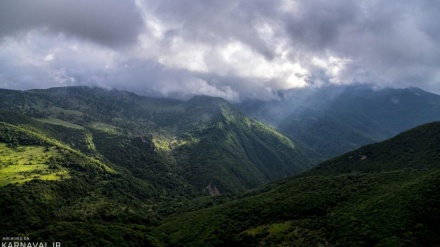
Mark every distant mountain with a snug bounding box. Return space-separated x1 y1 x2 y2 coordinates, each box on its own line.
156 122 440 246
238 84 440 160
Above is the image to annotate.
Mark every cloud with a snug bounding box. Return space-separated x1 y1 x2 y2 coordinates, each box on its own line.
281 0 440 90
0 0 143 47
0 0 439 100
0 31 241 101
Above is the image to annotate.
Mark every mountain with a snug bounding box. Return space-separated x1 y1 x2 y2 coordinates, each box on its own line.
0 86 315 193
0 86 316 246
156 122 440 246
238 84 440 160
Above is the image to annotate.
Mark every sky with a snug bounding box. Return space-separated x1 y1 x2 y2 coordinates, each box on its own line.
0 0 439 102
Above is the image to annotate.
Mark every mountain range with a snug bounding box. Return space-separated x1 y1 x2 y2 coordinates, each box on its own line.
0 85 439 246
0 86 315 194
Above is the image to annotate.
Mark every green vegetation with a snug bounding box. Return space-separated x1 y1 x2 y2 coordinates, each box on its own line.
36 118 84 130
0 86 317 246
0 144 70 186
155 122 440 246
0 86 438 246
0 87 315 193
88 122 121 134
0 120 164 246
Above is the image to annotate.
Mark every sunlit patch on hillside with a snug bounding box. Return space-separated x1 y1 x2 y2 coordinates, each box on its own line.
152 135 199 153
0 144 71 186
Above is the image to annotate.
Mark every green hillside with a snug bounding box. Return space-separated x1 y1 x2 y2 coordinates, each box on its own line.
0 121 165 246
156 122 440 246
0 86 317 246
0 87 315 193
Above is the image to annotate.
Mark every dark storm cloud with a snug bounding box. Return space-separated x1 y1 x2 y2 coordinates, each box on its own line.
284 0 360 51
0 0 143 47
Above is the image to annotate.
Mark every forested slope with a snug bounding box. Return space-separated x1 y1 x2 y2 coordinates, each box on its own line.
156 122 440 246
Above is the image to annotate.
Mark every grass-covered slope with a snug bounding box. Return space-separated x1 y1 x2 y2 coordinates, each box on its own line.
156 122 440 247
0 121 166 246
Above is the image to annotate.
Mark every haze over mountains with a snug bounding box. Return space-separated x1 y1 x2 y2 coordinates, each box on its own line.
0 85 440 246
239 84 440 159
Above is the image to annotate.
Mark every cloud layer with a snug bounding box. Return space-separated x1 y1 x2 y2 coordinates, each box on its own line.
0 0 439 101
